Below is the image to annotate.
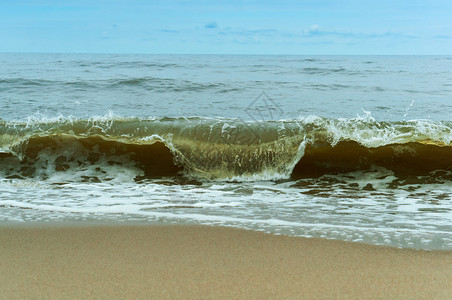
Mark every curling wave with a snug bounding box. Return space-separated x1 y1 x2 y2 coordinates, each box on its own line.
0 114 451 182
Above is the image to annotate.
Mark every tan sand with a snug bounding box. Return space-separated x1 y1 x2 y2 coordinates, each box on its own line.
0 225 451 299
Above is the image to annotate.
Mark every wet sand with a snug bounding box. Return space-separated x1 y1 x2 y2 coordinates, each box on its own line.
0 225 451 299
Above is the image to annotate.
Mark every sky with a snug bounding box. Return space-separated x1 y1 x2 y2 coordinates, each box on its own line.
0 0 451 54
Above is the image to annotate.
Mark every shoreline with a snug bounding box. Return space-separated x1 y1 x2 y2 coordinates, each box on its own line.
1 225 451 299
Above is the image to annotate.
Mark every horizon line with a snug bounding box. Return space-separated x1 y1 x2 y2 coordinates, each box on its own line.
1 51 450 56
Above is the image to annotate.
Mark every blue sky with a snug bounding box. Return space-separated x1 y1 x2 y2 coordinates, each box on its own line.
0 0 451 54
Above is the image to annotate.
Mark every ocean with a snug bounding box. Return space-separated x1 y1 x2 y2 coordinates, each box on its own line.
1 53 451 250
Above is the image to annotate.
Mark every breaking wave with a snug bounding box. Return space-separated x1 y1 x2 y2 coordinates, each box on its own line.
0 113 451 182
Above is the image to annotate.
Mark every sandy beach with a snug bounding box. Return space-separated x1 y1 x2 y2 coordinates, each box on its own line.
0 225 451 299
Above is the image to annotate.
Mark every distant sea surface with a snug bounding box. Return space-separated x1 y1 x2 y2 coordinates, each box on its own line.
1 53 451 250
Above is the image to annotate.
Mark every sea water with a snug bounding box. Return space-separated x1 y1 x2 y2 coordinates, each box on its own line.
1 53 451 249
